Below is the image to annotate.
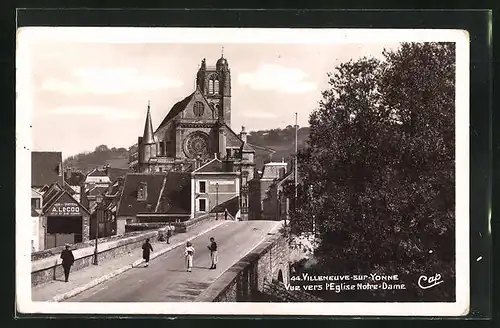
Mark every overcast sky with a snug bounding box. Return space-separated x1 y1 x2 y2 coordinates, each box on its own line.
19 27 461 159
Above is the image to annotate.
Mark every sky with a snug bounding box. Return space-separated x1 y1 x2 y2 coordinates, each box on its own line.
17 27 440 159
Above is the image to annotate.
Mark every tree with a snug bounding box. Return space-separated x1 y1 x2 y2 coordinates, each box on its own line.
292 43 455 301
95 144 109 152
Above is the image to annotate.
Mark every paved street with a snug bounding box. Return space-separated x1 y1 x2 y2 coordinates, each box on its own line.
66 220 279 302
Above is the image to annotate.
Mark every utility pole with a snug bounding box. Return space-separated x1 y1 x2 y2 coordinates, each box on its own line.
216 183 219 220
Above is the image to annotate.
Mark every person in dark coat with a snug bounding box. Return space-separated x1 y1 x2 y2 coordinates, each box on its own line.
207 237 218 269
60 244 75 282
166 227 172 244
224 208 228 220
142 238 153 267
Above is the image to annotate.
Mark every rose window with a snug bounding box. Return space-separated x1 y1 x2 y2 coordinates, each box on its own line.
184 132 210 158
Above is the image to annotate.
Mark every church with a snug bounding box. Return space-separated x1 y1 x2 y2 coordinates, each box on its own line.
126 54 265 224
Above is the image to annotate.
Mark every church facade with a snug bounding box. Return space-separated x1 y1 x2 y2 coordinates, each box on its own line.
130 55 261 219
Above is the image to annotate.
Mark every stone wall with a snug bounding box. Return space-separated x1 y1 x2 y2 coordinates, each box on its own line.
31 228 165 287
126 213 217 233
195 223 289 302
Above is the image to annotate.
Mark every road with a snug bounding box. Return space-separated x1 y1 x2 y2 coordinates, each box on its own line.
66 220 279 302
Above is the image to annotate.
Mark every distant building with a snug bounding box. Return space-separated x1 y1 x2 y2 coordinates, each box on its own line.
37 182 91 249
249 161 292 220
32 151 64 190
31 152 88 250
85 168 111 185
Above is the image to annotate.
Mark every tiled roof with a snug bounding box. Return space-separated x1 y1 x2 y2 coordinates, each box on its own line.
116 173 167 217
106 168 129 183
224 125 243 148
42 190 91 216
156 172 191 214
87 185 109 197
62 181 76 195
156 92 195 131
64 171 85 186
31 152 63 187
194 158 224 173
42 183 64 206
87 168 108 177
261 162 287 180
210 195 239 217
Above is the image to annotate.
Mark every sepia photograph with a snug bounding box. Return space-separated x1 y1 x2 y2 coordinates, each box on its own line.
16 27 469 316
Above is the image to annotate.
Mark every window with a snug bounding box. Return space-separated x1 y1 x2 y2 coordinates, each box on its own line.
226 148 232 158
208 80 214 94
214 79 219 94
193 101 205 116
137 182 147 201
198 199 207 212
159 142 165 156
31 198 41 210
199 181 206 193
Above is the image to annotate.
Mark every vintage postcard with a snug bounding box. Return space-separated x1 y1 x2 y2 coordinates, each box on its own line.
16 27 469 316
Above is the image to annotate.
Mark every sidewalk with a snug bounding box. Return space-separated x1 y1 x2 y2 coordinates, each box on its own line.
32 219 229 302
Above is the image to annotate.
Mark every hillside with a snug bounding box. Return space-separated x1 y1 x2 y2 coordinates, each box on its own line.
248 126 310 169
63 127 310 173
63 145 130 173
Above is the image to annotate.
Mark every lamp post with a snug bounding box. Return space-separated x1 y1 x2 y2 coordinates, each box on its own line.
93 195 103 265
215 182 219 220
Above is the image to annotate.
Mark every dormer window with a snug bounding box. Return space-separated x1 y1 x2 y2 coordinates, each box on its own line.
137 182 147 201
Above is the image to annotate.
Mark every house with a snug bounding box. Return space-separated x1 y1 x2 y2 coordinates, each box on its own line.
249 161 290 220
31 151 64 190
31 188 43 251
37 182 91 249
115 156 241 233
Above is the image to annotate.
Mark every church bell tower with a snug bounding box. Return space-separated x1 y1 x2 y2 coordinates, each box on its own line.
195 50 231 128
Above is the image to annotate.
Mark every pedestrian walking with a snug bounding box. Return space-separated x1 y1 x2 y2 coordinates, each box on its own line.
142 238 153 267
166 226 173 244
60 244 74 282
207 237 218 269
184 241 195 272
224 208 228 220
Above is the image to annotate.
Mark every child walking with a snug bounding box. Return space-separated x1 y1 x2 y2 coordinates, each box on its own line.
184 241 195 272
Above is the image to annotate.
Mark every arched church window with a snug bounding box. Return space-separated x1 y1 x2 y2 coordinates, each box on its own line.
214 79 219 94
208 80 214 94
193 101 205 117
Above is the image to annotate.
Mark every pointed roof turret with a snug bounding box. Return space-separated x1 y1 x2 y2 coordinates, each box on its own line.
143 101 155 144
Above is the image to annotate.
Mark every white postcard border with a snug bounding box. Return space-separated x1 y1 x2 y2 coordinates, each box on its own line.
16 27 470 316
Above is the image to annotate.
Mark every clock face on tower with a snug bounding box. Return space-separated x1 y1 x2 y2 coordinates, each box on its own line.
183 131 210 159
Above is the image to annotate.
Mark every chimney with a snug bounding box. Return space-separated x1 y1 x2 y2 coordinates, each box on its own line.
65 169 71 182
240 125 247 143
80 184 89 209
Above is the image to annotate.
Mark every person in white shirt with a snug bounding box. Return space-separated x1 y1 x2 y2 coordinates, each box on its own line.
184 241 195 272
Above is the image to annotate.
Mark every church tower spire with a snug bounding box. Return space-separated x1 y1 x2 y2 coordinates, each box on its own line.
143 100 155 144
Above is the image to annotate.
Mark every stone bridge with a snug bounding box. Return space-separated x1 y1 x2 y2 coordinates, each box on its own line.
33 220 320 302
196 223 317 302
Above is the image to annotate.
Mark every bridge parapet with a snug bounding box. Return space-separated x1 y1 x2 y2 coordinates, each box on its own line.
195 221 290 302
31 227 167 287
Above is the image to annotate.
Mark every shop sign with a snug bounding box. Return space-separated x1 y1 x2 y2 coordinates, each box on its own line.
209 180 234 185
50 202 81 216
